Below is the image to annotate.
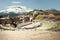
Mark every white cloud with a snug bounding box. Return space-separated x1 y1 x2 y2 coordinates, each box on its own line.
6 6 17 8
11 1 21 4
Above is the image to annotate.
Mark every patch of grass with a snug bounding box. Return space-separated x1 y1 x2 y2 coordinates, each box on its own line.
47 22 60 30
35 15 43 21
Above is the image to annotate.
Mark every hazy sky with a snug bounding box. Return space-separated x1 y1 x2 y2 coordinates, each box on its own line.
0 0 60 10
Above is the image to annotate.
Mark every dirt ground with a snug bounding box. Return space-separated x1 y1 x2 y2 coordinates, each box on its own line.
0 30 60 40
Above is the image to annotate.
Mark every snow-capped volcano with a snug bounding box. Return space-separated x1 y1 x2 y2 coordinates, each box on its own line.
0 6 33 13
0 6 33 16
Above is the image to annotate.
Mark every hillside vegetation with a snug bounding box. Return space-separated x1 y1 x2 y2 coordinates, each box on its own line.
28 9 60 31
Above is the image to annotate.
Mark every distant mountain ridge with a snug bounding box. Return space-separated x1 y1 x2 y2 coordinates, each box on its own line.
28 9 60 15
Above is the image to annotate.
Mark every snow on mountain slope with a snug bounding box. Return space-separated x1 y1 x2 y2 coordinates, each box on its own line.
0 6 33 13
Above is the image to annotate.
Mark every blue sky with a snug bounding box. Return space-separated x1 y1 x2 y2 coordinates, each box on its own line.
0 0 60 10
